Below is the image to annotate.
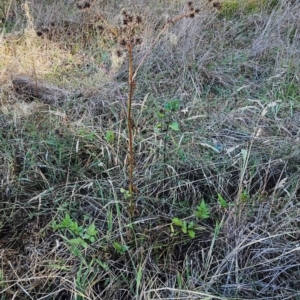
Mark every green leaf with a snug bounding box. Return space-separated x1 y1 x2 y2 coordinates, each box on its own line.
164 100 179 112
136 264 143 292
105 130 115 142
188 230 195 239
78 129 96 141
95 259 108 270
86 222 97 237
86 132 96 141
217 193 228 208
157 112 165 119
169 121 179 131
113 242 121 251
187 221 194 230
51 221 58 230
113 242 128 254
70 244 81 257
68 238 87 248
64 213 72 224
49 264 71 271
170 223 175 235
182 221 187 233
195 199 210 220
172 217 183 227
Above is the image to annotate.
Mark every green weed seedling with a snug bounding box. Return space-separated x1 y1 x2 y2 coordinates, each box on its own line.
156 99 180 133
75 259 95 300
113 241 128 255
78 128 96 142
155 99 181 184
171 217 196 239
217 193 228 208
120 188 131 200
105 130 115 143
240 189 250 202
194 199 210 220
51 213 98 249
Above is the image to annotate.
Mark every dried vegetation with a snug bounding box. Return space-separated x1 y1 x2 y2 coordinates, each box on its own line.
1 0 300 299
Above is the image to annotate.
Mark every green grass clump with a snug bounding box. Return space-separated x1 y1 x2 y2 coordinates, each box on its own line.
219 0 279 18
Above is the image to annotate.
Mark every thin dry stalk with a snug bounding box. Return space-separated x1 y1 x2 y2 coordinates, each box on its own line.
123 3 200 216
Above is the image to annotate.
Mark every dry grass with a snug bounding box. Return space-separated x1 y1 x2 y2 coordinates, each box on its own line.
1 0 300 299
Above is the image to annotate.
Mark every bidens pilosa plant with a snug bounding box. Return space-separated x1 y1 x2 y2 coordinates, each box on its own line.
118 2 200 216
80 1 200 216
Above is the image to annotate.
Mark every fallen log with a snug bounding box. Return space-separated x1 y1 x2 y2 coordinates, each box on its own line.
12 75 71 105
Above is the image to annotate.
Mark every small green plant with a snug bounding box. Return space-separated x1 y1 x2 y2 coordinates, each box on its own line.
219 0 239 18
217 193 228 208
240 189 250 202
156 99 180 132
0 269 5 290
171 217 195 239
120 187 131 199
219 0 279 18
164 99 180 112
194 199 210 220
51 213 98 248
105 130 115 143
78 128 96 142
155 99 181 185
113 241 128 255
75 259 95 300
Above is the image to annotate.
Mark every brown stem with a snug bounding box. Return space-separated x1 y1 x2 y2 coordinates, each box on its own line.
127 42 135 214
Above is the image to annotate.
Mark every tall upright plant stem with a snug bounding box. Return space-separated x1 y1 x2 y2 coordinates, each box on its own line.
119 5 199 216
127 43 135 214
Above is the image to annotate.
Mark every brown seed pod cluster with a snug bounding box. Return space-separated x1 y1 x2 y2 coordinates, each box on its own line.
187 1 200 17
207 0 222 10
76 0 93 10
36 25 52 38
117 10 143 56
213 2 222 9
116 50 122 57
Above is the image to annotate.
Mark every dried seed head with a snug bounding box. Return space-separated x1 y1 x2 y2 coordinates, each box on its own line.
41 26 49 33
120 38 127 47
54 129 63 137
195 8 200 13
123 19 128 25
136 15 142 24
77 0 91 9
189 13 195 18
116 50 122 57
213 2 221 9
187 1 193 7
135 37 142 45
